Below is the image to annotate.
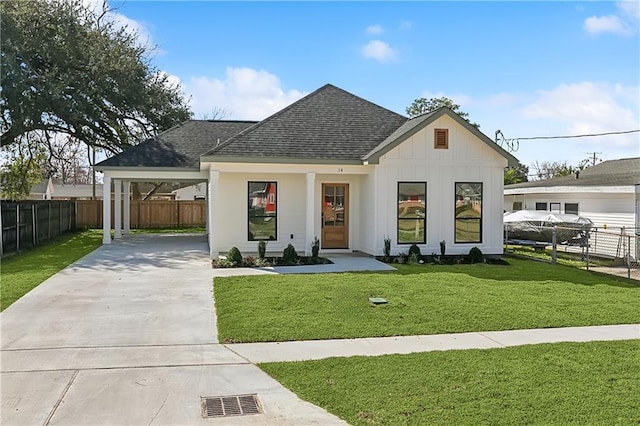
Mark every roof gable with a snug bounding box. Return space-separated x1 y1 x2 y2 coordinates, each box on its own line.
202 84 408 163
97 120 256 170
363 107 520 167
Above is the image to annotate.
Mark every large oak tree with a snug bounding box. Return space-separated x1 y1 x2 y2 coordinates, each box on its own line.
0 0 191 153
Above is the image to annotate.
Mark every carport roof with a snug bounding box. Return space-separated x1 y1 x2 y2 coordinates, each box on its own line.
96 120 256 170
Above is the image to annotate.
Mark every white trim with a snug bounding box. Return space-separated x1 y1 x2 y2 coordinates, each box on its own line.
505 185 634 195
96 169 208 181
123 180 131 235
208 170 220 258
202 162 371 175
305 172 315 256
114 179 122 239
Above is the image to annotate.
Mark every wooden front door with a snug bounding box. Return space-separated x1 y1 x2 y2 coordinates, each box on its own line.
322 183 349 249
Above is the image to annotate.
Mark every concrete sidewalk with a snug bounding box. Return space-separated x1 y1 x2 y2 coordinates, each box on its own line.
226 324 640 363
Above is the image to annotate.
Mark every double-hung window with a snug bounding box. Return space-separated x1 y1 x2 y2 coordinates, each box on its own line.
397 182 426 244
455 182 482 243
248 181 277 241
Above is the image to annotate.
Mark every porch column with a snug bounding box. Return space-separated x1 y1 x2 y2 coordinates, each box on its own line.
123 180 131 235
208 169 219 258
305 172 315 256
102 174 111 244
114 179 122 239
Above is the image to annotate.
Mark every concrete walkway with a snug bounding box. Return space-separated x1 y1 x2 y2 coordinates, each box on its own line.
1 234 344 425
2 236 638 425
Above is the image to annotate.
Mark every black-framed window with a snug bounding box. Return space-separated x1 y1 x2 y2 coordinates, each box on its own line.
550 202 561 213
512 201 523 211
455 182 482 243
248 181 277 241
397 182 426 244
535 202 547 211
565 203 579 215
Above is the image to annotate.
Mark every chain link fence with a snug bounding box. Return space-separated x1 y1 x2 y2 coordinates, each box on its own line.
505 225 639 282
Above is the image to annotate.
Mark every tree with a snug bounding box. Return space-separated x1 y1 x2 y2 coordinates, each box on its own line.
504 162 529 185
406 97 480 129
0 0 191 154
0 135 46 199
531 160 575 180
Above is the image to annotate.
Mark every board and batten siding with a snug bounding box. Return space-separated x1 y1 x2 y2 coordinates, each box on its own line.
374 114 507 255
504 191 636 230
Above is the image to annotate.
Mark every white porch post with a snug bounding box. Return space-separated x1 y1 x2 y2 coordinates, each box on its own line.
208 169 219 259
123 180 131 235
114 179 122 239
102 174 111 244
305 172 316 256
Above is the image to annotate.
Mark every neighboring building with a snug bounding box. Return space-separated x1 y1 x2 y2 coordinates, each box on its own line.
504 157 640 230
97 84 518 258
172 183 207 200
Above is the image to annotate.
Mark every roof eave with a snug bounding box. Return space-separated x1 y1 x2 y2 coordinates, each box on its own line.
200 155 364 166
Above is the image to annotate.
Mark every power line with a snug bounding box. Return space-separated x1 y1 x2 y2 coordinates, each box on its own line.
495 129 640 153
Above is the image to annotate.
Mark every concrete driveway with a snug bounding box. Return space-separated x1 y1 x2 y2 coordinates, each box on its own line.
1 234 344 425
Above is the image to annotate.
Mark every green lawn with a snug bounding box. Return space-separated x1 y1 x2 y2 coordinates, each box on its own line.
260 340 640 425
0 230 102 311
214 258 639 343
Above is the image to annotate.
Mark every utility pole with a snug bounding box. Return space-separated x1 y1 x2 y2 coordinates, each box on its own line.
585 152 601 166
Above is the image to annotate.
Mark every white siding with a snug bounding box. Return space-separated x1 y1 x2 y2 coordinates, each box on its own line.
504 192 636 229
376 115 507 255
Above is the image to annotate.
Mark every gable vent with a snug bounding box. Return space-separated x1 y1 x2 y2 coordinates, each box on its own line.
434 129 449 149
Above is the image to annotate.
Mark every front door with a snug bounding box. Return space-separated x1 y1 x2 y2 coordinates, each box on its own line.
322 183 349 249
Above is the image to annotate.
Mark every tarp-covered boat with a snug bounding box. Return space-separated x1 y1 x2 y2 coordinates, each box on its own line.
503 210 593 243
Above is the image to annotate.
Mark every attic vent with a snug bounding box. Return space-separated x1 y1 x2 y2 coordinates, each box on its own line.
434 129 449 149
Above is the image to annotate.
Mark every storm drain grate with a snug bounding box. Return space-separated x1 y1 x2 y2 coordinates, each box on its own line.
201 394 262 418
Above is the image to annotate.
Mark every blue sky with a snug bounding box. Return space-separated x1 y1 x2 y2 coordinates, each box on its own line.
112 1 639 171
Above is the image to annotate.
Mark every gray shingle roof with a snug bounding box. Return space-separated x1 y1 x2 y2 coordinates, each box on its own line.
505 157 640 189
202 84 408 162
97 120 256 169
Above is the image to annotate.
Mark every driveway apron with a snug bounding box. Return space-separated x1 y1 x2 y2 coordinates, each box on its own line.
1 234 344 425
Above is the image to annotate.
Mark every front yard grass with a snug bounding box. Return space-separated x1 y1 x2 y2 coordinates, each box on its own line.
0 230 102 311
215 258 639 343
260 340 640 425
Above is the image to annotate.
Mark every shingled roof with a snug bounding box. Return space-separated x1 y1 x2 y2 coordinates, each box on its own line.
201 84 408 163
97 120 256 169
505 157 640 189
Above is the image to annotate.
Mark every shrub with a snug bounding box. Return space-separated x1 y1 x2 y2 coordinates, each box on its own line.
255 258 271 267
212 258 235 268
468 246 484 264
383 236 391 262
282 244 299 265
408 244 421 258
439 240 446 257
243 255 256 267
311 236 320 258
408 252 420 265
227 247 243 265
258 240 267 259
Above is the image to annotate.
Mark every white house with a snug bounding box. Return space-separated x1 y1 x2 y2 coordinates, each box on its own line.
97 84 518 258
504 157 640 231
172 183 207 200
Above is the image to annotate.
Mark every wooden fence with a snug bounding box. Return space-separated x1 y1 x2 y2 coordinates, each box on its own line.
76 199 206 229
1 201 76 257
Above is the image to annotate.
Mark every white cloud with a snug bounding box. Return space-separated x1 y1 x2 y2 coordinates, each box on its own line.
180 67 306 120
365 24 384 35
584 1 639 36
81 0 155 49
522 82 639 148
584 15 630 35
361 40 398 63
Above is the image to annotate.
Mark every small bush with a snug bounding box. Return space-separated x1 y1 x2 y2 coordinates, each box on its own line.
282 244 299 265
212 258 235 268
383 236 391 262
311 236 320 258
408 253 420 265
227 247 243 265
255 258 271 267
408 244 421 258
468 246 484 264
258 240 267 259
243 255 256 267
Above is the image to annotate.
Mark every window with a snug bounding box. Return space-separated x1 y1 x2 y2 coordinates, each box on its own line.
535 202 547 211
512 201 523 211
455 182 482 243
550 202 561 213
398 182 426 244
565 203 579 215
248 181 277 240
434 129 449 149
